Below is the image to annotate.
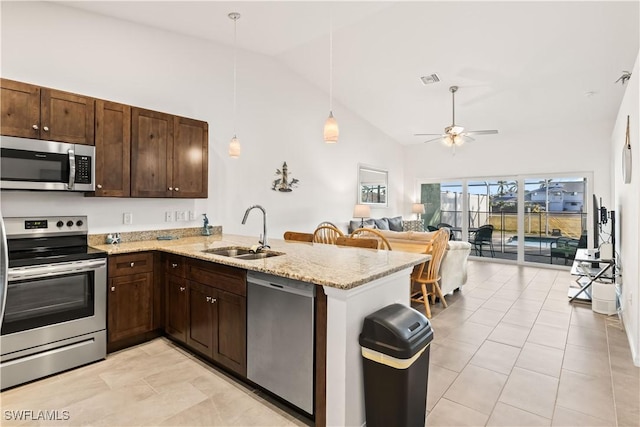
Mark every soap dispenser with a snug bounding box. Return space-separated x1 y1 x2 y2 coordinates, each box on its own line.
202 214 211 236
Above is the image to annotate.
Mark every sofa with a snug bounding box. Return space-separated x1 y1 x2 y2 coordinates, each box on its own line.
372 229 471 294
346 214 471 294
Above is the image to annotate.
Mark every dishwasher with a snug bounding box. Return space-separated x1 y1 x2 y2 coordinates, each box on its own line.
247 271 315 415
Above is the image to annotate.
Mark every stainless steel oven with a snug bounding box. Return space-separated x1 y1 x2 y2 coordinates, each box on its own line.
0 216 106 390
0 136 95 192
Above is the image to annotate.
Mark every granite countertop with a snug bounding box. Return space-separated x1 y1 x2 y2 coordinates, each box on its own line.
91 234 429 290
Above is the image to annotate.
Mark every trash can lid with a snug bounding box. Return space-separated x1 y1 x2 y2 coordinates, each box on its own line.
359 303 433 359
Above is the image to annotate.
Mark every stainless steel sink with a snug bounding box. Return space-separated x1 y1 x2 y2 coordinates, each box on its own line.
203 247 284 260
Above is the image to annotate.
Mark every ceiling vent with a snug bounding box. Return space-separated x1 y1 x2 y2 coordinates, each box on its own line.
420 74 440 85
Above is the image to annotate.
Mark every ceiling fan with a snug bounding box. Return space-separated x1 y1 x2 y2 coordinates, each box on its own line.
415 85 498 152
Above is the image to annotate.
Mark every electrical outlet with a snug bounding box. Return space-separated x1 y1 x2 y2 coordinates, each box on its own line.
165 211 174 222
188 210 196 221
176 211 186 222
123 212 133 225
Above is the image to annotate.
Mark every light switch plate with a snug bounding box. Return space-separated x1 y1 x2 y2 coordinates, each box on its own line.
176 211 186 222
165 211 174 222
188 210 196 221
123 212 133 225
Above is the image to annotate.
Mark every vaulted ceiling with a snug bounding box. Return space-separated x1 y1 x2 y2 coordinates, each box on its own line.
58 1 639 145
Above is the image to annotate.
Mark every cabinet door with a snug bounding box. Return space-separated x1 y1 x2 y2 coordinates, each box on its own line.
0 79 40 138
165 275 188 343
108 272 153 343
214 289 246 375
40 88 95 145
131 108 173 197
173 116 208 198
94 100 131 197
187 280 216 358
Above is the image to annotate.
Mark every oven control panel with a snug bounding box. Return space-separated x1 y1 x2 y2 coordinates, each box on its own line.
4 216 89 238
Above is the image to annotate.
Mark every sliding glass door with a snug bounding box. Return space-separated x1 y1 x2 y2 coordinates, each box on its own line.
420 174 590 266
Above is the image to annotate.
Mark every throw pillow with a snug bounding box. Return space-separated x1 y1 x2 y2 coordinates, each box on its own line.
349 219 376 233
403 220 424 232
373 218 390 230
385 216 404 232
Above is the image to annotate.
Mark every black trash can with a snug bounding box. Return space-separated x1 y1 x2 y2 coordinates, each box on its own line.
359 303 433 427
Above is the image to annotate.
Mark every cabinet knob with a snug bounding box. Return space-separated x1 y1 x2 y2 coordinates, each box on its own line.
43 126 49 132
130 262 135 267
111 286 115 292
32 124 39 130
168 187 173 191
179 286 186 292
171 263 178 268
206 296 212 302
97 184 102 189
211 298 217 304
174 187 179 192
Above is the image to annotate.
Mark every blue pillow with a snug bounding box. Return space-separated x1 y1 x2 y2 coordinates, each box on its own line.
349 219 375 233
385 216 403 232
373 218 390 230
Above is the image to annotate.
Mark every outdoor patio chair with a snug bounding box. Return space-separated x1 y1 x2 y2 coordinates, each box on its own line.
469 224 495 257
550 236 580 265
436 223 456 240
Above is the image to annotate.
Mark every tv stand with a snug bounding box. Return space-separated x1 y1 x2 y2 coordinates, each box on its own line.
568 249 615 303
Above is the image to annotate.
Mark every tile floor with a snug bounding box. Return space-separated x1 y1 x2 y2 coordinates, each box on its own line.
1 261 638 426
420 261 640 427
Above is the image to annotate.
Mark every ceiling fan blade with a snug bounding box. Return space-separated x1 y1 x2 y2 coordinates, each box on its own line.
414 133 443 136
423 136 445 143
464 129 498 136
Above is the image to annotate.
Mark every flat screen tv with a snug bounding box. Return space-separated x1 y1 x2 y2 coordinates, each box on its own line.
592 194 600 249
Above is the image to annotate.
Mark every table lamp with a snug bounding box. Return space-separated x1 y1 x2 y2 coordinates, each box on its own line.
412 203 425 220
353 204 371 228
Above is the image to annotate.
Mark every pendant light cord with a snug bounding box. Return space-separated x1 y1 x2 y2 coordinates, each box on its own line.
329 17 333 112
233 16 238 136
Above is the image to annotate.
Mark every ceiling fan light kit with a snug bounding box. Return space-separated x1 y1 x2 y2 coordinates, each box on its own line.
414 85 498 152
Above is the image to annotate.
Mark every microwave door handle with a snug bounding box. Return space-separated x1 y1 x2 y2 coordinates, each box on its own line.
67 148 76 190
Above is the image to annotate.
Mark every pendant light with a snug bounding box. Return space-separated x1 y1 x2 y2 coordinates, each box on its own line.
323 18 339 143
228 12 241 158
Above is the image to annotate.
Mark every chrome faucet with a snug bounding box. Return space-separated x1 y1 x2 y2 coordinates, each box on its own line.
241 205 269 251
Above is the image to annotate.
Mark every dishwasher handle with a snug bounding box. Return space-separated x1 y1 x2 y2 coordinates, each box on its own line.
247 273 315 298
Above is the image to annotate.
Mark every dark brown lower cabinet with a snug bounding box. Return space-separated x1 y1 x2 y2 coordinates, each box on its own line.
162 256 247 377
185 280 247 376
187 280 216 357
107 252 156 351
108 272 153 342
165 274 188 343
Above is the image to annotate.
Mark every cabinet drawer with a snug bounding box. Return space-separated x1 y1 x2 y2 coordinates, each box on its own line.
164 254 186 278
109 252 154 277
187 258 246 296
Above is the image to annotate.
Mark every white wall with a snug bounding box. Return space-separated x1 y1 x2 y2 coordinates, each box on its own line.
0 1 405 238
402 121 613 204
612 51 640 366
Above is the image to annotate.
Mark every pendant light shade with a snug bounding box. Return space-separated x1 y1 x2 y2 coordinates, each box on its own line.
229 135 241 158
324 18 338 144
229 12 241 158
323 111 339 143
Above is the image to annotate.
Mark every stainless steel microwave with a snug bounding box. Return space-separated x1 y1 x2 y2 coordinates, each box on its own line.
1 136 95 192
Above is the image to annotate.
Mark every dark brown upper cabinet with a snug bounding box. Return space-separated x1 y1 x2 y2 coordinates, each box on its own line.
1 78 95 145
131 107 208 198
173 116 208 198
94 100 131 197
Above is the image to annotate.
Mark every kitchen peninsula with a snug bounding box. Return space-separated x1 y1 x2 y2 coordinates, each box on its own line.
92 233 429 427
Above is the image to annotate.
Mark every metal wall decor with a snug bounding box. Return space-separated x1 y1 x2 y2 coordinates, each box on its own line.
272 161 299 192
622 115 632 184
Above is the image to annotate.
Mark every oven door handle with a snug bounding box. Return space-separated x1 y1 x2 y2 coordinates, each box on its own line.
8 259 107 281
